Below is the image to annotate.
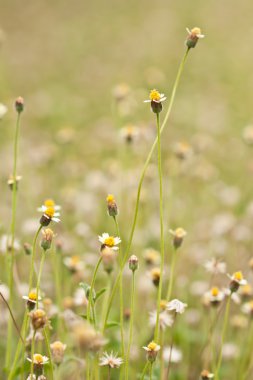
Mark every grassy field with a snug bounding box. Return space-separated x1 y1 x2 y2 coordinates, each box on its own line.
1 1 253 379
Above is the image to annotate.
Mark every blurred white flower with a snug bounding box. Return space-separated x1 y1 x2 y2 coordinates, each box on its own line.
149 310 174 330
99 352 123 368
163 346 182 363
167 299 187 314
204 258 226 275
0 103 7 119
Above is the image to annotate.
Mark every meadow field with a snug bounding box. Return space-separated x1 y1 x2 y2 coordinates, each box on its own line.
1 1 253 379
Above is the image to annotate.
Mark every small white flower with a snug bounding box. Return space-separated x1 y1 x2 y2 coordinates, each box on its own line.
166 299 187 314
144 89 166 103
0 103 7 119
163 346 182 363
143 341 161 352
241 301 253 315
37 199 61 213
22 291 41 304
186 27 205 39
204 258 226 274
149 310 174 330
98 233 121 251
99 352 123 368
204 287 225 304
27 353 49 365
228 272 247 286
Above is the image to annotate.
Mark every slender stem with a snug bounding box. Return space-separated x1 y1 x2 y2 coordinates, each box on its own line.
150 362 153 380
87 257 102 324
29 225 43 291
0 292 24 344
30 330 36 379
36 250 46 307
43 328 54 379
107 366 111 380
113 217 125 362
141 362 150 380
214 295 231 379
125 271 136 379
160 330 165 380
101 274 112 329
154 113 165 342
5 112 21 369
102 49 190 329
166 247 177 300
164 314 177 379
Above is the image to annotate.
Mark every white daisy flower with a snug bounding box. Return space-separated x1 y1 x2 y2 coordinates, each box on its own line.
144 89 166 103
186 27 205 39
99 352 123 368
228 271 247 286
204 287 225 305
204 258 226 274
27 353 49 366
149 310 174 330
37 198 61 213
98 233 121 250
166 299 188 314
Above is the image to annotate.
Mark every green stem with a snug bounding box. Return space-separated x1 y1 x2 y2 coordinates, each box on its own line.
166 247 177 300
30 330 36 379
154 113 165 342
150 362 153 380
113 217 125 361
125 271 136 380
36 250 46 307
107 366 111 380
5 112 21 369
29 225 43 291
102 48 190 329
214 295 231 379
101 274 112 329
87 257 102 324
43 328 54 379
141 362 150 380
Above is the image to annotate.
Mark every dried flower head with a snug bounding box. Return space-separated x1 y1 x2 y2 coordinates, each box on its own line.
144 89 166 114
143 248 160 266
169 228 187 249
186 27 205 49
143 341 161 362
98 233 121 250
99 352 123 368
30 309 48 330
50 341 67 365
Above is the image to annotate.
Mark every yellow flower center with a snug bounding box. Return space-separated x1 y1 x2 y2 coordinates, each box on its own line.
151 268 160 280
33 354 44 364
28 292 37 301
191 27 201 35
147 341 157 351
71 255 80 265
211 287 219 297
104 236 115 247
160 300 167 310
44 199 55 207
234 271 243 281
149 89 161 102
106 194 115 203
45 206 55 218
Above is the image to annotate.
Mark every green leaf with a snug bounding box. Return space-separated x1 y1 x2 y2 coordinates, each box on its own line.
94 288 107 303
105 321 120 329
79 282 96 300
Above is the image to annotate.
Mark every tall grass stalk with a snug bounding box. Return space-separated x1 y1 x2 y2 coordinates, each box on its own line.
103 48 190 329
36 250 46 307
166 246 177 300
154 112 165 342
5 110 21 369
125 269 136 379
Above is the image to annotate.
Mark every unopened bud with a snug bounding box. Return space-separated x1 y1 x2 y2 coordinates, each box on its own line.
41 228 54 251
106 194 118 217
169 228 187 249
129 255 138 272
15 96 24 113
30 309 48 330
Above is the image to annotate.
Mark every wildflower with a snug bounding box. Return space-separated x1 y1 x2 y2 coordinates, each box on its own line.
38 199 61 212
167 299 188 314
41 228 54 251
204 287 225 307
30 309 48 330
129 255 139 272
39 204 61 227
163 346 182 363
50 341 67 365
169 228 187 249
106 194 118 217
15 96 24 113
27 354 49 376
63 255 85 273
98 233 121 250
144 89 166 114
7 175 22 191
239 284 253 300
143 248 160 266
150 267 161 287
100 245 117 274
23 291 41 311
204 258 226 275
149 310 174 330
143 341 161 362
99 351 123 368
241 300 253 317
200 370 214 379
120 124 139 143
0 103 7 119
186 27 205 49
228 271 247 293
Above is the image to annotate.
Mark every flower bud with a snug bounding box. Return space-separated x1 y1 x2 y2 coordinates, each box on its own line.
129 255 138 272
30 309 48 330
41 228 54 251
169 228 187 249
106 194 118 217
186 27 205 49
15 96 24 113
50 341 67 365
151 101 163 114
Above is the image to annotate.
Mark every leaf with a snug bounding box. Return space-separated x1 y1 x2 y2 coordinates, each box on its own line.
79 282 96 300
105 321 120 329
94 288 107 303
